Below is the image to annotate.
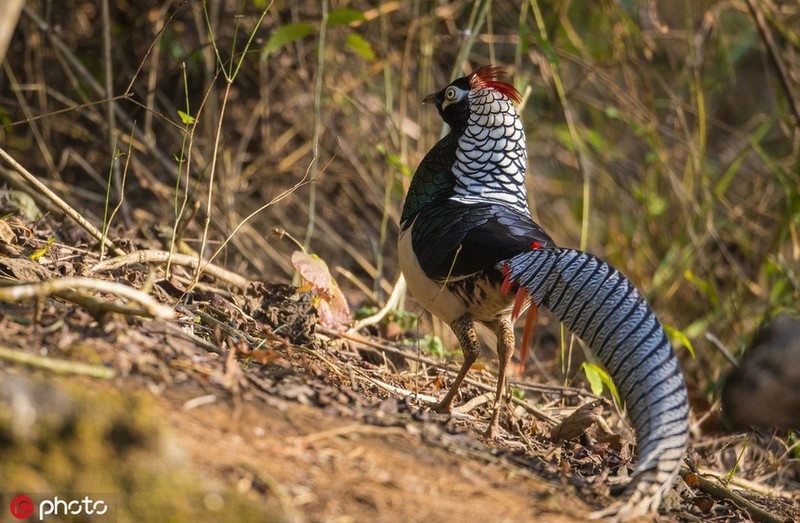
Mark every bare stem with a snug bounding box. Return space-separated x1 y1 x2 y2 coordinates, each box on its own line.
0 147 125 257
0 276 175 319
303 0 329 251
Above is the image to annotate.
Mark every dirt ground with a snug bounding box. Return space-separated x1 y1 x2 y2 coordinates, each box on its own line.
162 381 588 523
0 210 798 523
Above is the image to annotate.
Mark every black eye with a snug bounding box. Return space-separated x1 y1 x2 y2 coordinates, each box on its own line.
445 86 458 100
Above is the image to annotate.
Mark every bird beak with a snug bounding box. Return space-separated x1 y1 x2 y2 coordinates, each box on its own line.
422 92 437 105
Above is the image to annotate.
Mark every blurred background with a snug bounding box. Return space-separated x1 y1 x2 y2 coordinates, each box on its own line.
1 0 798 413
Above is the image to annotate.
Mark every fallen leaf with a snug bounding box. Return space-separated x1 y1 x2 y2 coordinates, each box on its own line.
693 496 714 513
291 251 336 300
250 348 282 365
684 471 700 489
551 399 608 443
0 219 16 245
0 255 54 281
29 236 55 261
291 250 351 329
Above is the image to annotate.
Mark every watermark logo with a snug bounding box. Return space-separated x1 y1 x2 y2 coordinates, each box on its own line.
9 495 34 519
4 493 116 521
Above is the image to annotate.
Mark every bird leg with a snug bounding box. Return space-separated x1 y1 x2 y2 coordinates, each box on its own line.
485 318 515 438
433 315 480 414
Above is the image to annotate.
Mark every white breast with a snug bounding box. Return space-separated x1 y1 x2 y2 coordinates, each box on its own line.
397 223 466 326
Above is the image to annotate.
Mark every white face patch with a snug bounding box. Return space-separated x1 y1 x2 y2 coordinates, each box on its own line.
441 85 468 110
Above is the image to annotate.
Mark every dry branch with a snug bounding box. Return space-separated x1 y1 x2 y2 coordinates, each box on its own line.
0 276 175 320
744 0 800 124
680 468 787 523
0 148 125 256
0 345 116 379
320 326 560 425
0 0 23 63
697 467 797 501
290 423 409 447
91 250 251 290
348 274 407 333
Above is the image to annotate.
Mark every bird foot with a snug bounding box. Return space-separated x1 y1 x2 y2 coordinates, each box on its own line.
432 398 455 414
483 406 502 439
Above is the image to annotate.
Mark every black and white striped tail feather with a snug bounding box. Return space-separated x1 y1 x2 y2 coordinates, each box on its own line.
508 248 690 520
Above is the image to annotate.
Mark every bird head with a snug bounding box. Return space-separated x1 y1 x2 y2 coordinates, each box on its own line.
422 65 521 130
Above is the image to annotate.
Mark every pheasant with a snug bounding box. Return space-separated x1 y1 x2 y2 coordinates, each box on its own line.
399 66 690 519
722 312 800 429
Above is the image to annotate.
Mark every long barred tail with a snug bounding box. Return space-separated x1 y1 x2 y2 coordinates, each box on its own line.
509 248 690 520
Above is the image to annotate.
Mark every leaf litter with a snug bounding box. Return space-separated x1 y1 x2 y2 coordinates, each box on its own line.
0 203 797 522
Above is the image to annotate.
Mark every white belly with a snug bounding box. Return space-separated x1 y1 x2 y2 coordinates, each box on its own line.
398 225 467 326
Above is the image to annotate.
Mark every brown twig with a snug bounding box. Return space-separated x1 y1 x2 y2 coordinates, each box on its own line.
351 371 440 404
680 468 788 523
0 345 116 379
0 148 125 256
290 423 408 447
744 0 800 124
0 276 175 320
20 5 185 179
100 0 123 219
348 274 407 333
319 326 560 424
0 0 23 63
91 250 251 290
696 467 797 501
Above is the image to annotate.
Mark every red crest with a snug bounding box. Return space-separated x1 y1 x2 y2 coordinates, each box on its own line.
468 65 521 104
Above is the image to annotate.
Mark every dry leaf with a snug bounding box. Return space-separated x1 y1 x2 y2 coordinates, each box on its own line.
551 399 607 443
250 348 282 365
684 471 700 489
0 255 54 281
693 496 714 513
291 250 351 329
291 251 335 300
0 219 16 245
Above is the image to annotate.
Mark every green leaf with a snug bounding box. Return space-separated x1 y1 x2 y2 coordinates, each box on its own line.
177 110 195 125
345 33 375 60
533 33 560 67
663 324 695 358
582 362 604 396
262 22 314 59
581 362 621 406
769 278 788 304
684 269 719 308
420 334 444 357
29 237 55 261
517 23 531 56
327 8 366 26
355 305 378 319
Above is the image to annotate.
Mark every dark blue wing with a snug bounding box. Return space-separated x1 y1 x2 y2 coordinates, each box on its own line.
410 200 555 281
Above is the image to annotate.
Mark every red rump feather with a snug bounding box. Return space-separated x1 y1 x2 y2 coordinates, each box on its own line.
518 300 538 373
469 65 521 104
500 262 514 294
507 239 546 373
